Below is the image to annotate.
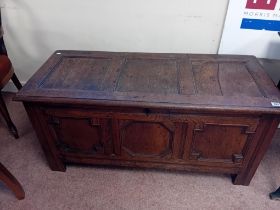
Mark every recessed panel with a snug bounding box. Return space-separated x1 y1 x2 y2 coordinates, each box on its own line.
41 57 111 91
191 124 250 163
121 121 172 158
116 58 178 94
51 117 104 153
219 63 263 97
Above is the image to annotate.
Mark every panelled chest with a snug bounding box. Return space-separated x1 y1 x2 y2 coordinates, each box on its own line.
15 51 280 185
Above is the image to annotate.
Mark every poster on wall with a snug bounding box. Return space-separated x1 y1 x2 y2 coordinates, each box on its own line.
219 0 280 59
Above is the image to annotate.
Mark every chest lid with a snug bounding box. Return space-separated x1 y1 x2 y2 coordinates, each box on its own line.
15 50 280 114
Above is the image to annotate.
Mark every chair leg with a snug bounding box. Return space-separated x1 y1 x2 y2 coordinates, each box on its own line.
11 73 22 90
0 162 25 200
0 92 18 138
270 186 280 200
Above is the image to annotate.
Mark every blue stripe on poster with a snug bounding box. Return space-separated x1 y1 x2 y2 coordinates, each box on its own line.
241 18 280 31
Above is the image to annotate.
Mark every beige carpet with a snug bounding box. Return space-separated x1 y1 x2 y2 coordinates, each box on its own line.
0 92 279 210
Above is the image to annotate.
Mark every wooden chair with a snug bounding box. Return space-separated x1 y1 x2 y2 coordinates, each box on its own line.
0 55 22 138
0 163 25 200
0 9 22 138
0 9 25 200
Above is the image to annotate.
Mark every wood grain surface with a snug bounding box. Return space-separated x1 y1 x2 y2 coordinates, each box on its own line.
15 51 280 185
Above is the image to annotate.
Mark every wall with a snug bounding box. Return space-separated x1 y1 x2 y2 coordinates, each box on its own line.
1 0 229 88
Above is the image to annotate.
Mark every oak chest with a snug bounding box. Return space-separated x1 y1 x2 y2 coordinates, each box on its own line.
15 51 280 185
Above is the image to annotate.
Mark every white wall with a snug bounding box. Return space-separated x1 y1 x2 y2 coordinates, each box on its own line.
1 0 229 85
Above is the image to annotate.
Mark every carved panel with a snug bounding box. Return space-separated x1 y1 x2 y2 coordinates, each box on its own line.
190 123 255 164
48 116 111 155
120 121 174 158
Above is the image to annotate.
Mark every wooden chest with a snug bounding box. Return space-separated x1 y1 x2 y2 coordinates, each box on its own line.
15 51 280 185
